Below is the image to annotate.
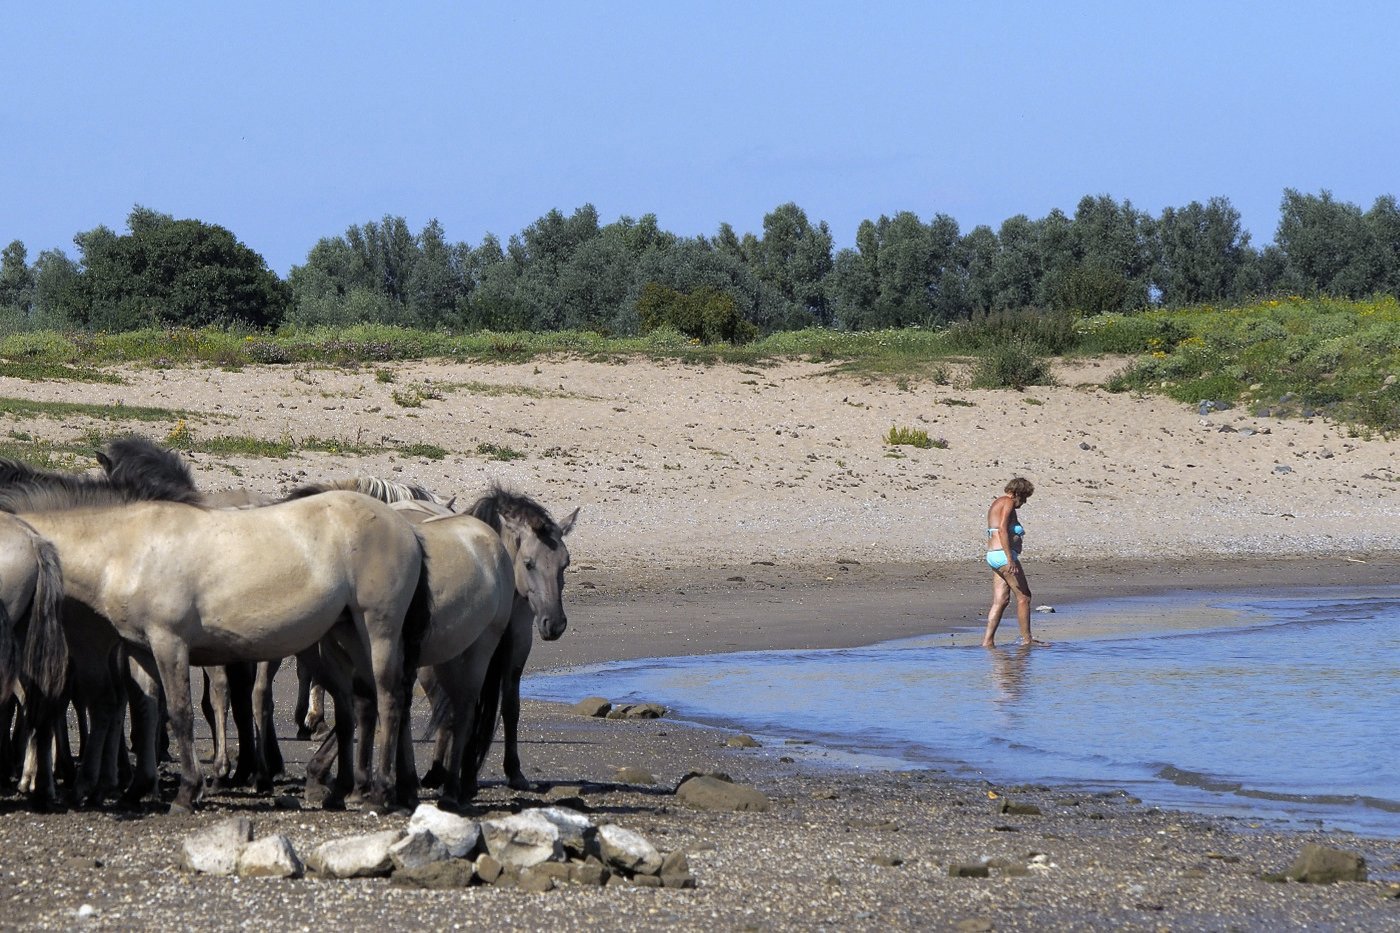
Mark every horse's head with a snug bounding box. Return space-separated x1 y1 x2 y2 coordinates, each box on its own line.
469 486 579 641
508 505 577 641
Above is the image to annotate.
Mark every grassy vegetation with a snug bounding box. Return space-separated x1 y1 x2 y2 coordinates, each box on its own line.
884 425 947 449
1102 296 1400 434
0 296 1395 434
0 396 196 423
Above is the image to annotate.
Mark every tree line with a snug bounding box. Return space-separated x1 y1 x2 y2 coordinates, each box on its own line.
3 190 1398 339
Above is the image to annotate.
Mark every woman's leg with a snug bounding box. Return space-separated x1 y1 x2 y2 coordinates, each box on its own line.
982 571 1011 647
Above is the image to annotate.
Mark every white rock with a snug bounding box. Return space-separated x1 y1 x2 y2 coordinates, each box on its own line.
534 807 594 855
389 830 453 872
237 834 304 879
307 829 406 878
480 811 563 869
597 823 663 875
407 803 480 858
181 817 253 875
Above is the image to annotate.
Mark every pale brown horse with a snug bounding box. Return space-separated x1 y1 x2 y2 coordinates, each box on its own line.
0 483 432 812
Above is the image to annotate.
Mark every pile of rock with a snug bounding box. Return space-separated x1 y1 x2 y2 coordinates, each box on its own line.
180 803 695 892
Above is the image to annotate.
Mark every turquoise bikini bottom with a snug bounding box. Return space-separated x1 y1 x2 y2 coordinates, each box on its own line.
986 549 1021 570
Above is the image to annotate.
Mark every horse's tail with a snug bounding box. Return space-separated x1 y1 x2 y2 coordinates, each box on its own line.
0 599 14 706
424 669 452 739
401 534 434 684
21 531 69 703
467 626 511 784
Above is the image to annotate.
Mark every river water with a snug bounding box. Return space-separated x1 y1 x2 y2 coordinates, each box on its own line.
526 586 1400 836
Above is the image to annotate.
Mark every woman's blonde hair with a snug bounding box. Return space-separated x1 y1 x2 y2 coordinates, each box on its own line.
1005 477 1034 499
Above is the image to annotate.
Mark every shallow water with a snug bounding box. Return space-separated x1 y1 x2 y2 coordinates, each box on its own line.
527 586 1400 836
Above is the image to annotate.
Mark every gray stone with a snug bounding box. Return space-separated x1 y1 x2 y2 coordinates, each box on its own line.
607 702 667 719
660 849 690 877
407 803 480 858
1287 844 1367 883
675 774 771 812
518 867 555 893
180 817 253 876
725 734 761 748
613 766 656 785
534 806 594 856
949 863 990 878
597 823 664 876
998 800 1042 816
480 810 563 869
389 830 452 872
571 696 612 717
236 834 303 879
307 829 405 878
631 872 663 887
1274 464 1293 474
390 859 475 889
569 861 609 886
474 853 503 884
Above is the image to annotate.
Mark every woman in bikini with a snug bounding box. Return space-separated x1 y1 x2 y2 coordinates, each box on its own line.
981 477 1048 647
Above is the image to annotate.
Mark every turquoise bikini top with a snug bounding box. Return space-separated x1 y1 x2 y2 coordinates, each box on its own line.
988 524 1025 537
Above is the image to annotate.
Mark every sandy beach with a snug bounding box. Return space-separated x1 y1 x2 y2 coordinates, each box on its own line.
1 355 1398 929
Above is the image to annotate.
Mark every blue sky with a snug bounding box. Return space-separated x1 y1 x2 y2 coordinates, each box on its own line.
5 2 1397 276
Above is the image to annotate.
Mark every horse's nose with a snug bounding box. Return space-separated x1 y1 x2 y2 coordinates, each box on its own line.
541 614 567 641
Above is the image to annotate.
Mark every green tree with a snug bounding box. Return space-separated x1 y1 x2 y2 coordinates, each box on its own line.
1065 194 1155 311
31 249 81 327
752 202 834 328
1275 189 1381 297
70 207 288 330
0 240 35 313
1364 195 1400 298
989 214 1042 311
1155 197 1251 306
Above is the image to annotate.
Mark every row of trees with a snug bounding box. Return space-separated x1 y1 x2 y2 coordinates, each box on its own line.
3 191 1399 337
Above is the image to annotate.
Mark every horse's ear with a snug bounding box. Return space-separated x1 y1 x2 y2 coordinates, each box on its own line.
558 506 580 536
444 496 457 511
95 451 112 473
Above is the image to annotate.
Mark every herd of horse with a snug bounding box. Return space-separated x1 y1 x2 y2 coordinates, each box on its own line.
0 435 578 815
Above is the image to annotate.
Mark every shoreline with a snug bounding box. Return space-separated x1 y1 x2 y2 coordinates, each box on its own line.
526 556 1400 839
545 552 1400 667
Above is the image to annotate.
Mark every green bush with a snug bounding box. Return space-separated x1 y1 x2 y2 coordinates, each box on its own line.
637 283 757 345
970 338 1055 390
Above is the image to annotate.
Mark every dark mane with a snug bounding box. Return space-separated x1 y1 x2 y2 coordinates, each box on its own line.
467 484 560 547
98 435 203 505
0 434 204 514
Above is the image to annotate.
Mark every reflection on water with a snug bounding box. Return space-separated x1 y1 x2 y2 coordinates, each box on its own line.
527 587 1400 836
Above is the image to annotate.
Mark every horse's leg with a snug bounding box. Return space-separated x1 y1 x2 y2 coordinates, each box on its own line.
293 657 320 741
501 605 536 791
121 652 164 809
298 645 354 809
362 617 406 812
225 662 259 788
350 676 376 802
253 659 283 791
202 668 231 788
0 695 19 785
142 639 201 813
53 700 76 789
430 656 473 810
417 667 450 789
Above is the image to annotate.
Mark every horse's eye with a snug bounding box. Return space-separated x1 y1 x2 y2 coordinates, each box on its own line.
524 559 537 571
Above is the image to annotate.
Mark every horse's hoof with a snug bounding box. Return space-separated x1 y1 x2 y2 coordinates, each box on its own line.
168 801 194 815
420 765 447 790
507 776 535 793
295 727 313 741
